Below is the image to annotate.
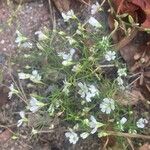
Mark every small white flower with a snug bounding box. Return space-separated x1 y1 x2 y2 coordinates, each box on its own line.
35 31 48 41
117 68 127 77
91 2 100 14
28 97 45 113
61 10 75 22
88 85 99 96
65 130 79 144
80 132 89 139
62 79 71 95
100 98 115 114
105 51 116 61
18 72 31 80
117 117 127 131
89 116 104 134
8 84 19 99
31 128 38 135
17 111 27 127
116 77 124 86
24 54 31 58
72 64 82 72
30 70 42 83
136 118 148 128
85 92 95 102
66 36 76 45
78 82 89 98
78 82 99 102
120 117 127 124
15 30 27 47
58 49 75 66
88 17 102 28
20 42 33 49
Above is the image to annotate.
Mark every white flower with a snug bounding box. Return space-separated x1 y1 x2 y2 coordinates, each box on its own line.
100 98 115 114
117 117 127 131
116 77 124 86
17 111 27 127
72 64 82 72
58 49 75 66
117 68 127 77
78 82 99 102
61 10 75 22
24 54 31 58
30 70 42 83
88 17 102 28
105 51 116 61
120 117 127 124
35 31 48 41
91 2 100 14
62 79 71 95
78 82 89 98
18 72 31 80
8 84 19 99
31 128 38 135
65 130 79 144
89 116 104 134
66 36 76 45
20 42 33 49
136 118 148 128
15 30 27 46
62 61 73 66
28 97 45 113
88 85 99 96
80 132 89 139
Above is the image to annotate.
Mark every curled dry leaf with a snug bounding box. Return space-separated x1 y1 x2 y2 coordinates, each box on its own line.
131 0 150 28
112 0 150 28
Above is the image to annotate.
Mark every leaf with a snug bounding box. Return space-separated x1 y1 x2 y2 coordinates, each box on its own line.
0 129 12 144
52 0 70 12
131 0 150 28
113 0 150 28
139 143 150 150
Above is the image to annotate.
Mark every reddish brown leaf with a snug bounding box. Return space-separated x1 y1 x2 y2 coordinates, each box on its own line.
0 129 12 143
139 143 150 150
52 0 70 12
132 0 150 24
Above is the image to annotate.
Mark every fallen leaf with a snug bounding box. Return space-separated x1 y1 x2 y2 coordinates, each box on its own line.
112 0 150 28
51 0 70 12
115 89 145 106
139 143 150 150
0 129 12 143
131 0 150 28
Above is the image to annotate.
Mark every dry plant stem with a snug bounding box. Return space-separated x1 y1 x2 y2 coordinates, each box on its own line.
113 28 138 50
10 73 28 104
108 131 150 140
18 79 28 102
127 75 141 87
78 0 90 6
127 138 135 150
103 136 109 150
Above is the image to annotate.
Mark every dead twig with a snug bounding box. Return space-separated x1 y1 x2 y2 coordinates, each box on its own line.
108 131 150 140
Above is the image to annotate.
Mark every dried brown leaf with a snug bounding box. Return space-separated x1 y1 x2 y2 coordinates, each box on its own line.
0 129 12 144
52 0 70 12
139 143 150 150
